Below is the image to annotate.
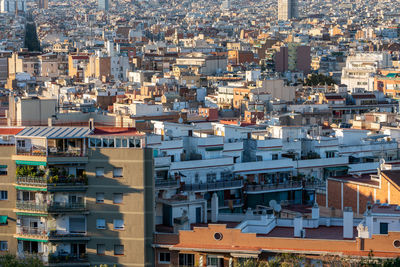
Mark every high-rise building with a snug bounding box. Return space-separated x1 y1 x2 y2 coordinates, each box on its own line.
98 0 109 11
278 0 298 20
0 125 154 266
38 0 48 9
0 0 26 13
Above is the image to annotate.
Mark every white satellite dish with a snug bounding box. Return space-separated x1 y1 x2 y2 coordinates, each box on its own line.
269 200 277 208
274 203 282 213
178 117 183 124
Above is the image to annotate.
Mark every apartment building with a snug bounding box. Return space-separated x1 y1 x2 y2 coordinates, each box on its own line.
0 126 154 266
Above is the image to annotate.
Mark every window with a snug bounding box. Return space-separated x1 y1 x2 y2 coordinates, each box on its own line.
159 252 171 264
0 241 7 251
272 154 278 160
97 244 105 255
96 219 106 229
380 222 389 234
96 168 104 177
207 256 220 267
96 193 105 203
113 219 124 230
113 193 123 204
179 254 194 266
0 166 7 175
326 151 335 158
114 245 124 255
113 168 123 178
0 191 7 200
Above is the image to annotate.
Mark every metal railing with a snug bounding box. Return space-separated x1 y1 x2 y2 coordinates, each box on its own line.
246 181 302 192
16 176 47 186
16 201 48 212
49 202 86 211
49 253 88 263
155 179 180 188
17 226 47 236
182 180 243 192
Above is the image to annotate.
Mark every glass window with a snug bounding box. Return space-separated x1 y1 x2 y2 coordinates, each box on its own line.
113 193 123 204
96 193 104 203
114 245 124 255
95 138 101 147
113 168 123 178
159 252 171 264
0 166 7 175
89 138 96 147
113 219 124 230
179 254 194 266
0 241 8 251
96 219 106 229
102 138 109 147
122 139 127 147
96 168 104 177
115 138 121 148
0 191 7 200
129 138 135 148
108 138 115 148
97 244 105 255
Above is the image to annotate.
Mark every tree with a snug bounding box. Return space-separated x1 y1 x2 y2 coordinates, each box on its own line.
305 74 336 86
0 254 43 267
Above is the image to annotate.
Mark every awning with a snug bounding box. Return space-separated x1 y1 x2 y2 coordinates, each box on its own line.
0 216 7 224
16 212 47 217
0 165 7 168
15 160 47 166
324 166 349 171
16 237 48 243
15 186 47 192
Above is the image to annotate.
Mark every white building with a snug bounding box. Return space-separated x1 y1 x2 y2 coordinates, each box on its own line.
341 52 392 93
0 0 26 13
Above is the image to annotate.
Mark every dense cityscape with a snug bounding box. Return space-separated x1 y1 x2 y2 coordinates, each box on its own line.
1 0 400 266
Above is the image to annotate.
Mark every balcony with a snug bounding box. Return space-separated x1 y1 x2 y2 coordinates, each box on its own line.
155 179 180 189
16 175 88 189
182 180 243 192
16 201 48 212
48 231 89 241
49 253 89 264
48 202 87 213
245 181 303 194
16 176 47 186
154 156 171 168
16 226 48 238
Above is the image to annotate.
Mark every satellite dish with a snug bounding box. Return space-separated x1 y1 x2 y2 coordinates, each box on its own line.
274 203 282 213
178 117 183 124
269 200 277 208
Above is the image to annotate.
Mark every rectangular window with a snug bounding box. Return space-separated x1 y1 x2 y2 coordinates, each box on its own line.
0 241 8 251
272 154 278 160
96 168 104 177
97 244 105 255
113 193 123 204
113 219 124 230
114 245 124 255
96 193 105 203
0 166 7 175
96 219 106 229
113 168 123 178
380 222 389 234
0 191 7 200
159 252 171 264
179 254 194 266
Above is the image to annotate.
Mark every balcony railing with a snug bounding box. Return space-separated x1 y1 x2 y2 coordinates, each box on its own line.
16 201 48 212
16 176 47 186
16 147 86 157
16 176 87 186
16 147 46 156
246 181 302 193
182 180 243 192
223 199 242 207
155 179 180 188
17 226 47 236
49 253 88 263
48 202 86 211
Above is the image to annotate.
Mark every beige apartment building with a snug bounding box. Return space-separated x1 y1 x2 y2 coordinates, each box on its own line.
0 126 154 266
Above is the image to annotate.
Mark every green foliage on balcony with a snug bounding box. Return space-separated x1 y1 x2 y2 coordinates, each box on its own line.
16 166 45 178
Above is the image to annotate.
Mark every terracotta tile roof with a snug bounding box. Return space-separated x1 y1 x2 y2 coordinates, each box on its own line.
0 127 24 135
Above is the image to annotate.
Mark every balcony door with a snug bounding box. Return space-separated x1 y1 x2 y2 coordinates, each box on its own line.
71 243 86 258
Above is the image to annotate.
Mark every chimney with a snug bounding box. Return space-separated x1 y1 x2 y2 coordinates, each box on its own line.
211 193 219 223
48 117 53 127
312 203 319 220
89 118 95 131
343 207 354 239
294 215 303 237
